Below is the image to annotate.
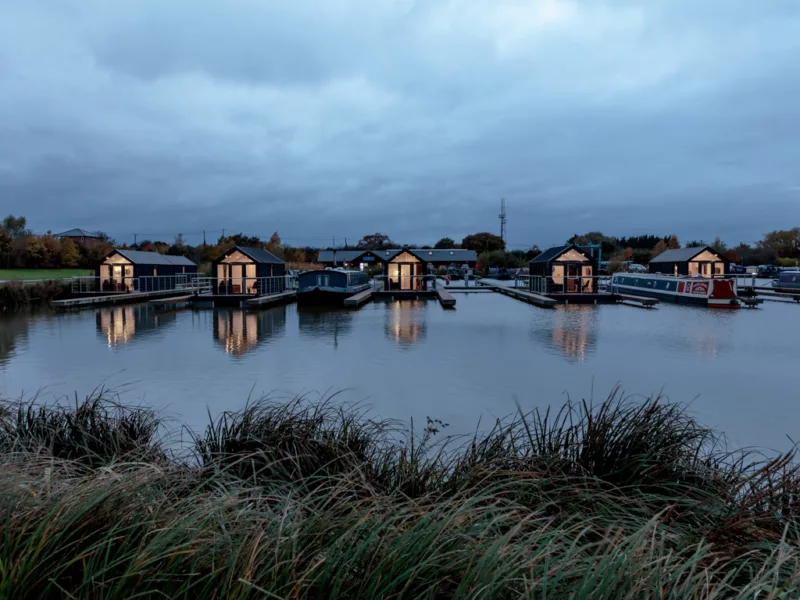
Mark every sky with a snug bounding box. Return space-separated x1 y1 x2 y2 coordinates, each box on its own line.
1 0 799 249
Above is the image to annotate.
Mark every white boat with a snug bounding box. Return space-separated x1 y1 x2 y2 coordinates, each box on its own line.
611 273 740 309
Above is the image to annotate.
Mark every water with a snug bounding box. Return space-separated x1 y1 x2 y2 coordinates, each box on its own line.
1 292 798 450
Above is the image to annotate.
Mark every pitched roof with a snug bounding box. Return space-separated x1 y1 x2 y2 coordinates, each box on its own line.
649 246 720 263
115 250 196 266
530 244 594 264
317 248 476 263
56 228 101 238
234 246 284 264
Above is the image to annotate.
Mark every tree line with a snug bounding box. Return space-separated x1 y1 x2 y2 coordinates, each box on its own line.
3 214 797 271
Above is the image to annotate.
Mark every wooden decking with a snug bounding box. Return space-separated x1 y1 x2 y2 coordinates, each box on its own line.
51 289 188 309
245 290 297 307
436 287 456 308
616 294 659 308
344 287 374 308
491 286 558 307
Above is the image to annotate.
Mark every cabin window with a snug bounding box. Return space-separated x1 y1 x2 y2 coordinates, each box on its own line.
153 268 157 277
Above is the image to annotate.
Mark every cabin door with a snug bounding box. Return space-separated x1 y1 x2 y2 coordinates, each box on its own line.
399 264 413 291
566 264 581 293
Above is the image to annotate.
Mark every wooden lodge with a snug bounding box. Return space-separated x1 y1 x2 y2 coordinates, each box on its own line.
213 246 285 296
529 245 596 294
317 248 477 292
649 246 729 277
97 250 197 292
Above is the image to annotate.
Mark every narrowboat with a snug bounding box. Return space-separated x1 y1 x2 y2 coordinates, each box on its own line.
296 269 372 306
775 270 800 290
611 273 741 308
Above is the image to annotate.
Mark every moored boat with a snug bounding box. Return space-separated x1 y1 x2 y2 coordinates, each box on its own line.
775 270 800 291
296 269 372 306
611 273 740 308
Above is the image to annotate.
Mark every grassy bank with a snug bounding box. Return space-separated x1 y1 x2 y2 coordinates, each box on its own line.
0 268 92 281
0 279 72 312
1 392 798 598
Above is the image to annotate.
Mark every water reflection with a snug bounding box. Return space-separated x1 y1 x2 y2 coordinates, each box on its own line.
384 300 428 348
0 315 29 367
213 307 286 356
96 305 176 347
532 305 596 362
298 308 353 348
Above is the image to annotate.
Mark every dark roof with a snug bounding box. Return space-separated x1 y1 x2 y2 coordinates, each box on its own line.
115 250 196 266
317 250 380 263
649 246 721 263
529 245 592 264
406 249 477 263
317 248 476 263
56 228 101 238
233 246 284 264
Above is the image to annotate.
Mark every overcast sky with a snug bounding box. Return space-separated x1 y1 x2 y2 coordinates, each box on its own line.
1 0 799 248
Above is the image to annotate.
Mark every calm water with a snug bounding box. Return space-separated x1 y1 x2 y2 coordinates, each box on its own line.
1 292 798 450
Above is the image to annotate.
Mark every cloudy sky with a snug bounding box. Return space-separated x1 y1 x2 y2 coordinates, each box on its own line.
1 0 798 249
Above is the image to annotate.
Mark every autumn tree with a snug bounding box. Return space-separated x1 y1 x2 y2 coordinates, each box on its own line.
651 239 668 259
61 239 81 267
758 228 800 259
666 235 681 249
2 215 30 239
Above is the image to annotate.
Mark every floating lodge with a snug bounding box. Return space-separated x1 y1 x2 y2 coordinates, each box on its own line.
51 241 790 312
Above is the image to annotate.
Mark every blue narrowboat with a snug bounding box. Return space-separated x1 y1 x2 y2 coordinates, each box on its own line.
296 269 372 306
611 274 740 308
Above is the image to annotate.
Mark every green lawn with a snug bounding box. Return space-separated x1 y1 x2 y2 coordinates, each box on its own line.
0 269 92 281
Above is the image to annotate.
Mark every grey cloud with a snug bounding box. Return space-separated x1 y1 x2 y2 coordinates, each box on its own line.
0 0 798 246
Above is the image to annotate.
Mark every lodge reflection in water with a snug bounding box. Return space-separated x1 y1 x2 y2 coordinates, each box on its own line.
532 305 597 362
213 306 286 356
384 300 428 347
96 306 176 347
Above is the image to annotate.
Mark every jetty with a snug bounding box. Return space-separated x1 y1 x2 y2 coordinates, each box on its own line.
344 287 375 308
436 287 456 308
245 290 297 307
52 289 188 309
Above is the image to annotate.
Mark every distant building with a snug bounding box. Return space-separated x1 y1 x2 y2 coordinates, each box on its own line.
649 247 728 277
56 228 103 247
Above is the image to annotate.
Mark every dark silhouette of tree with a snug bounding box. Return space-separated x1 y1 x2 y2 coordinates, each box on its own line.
434 237 456 249
461 232 504 252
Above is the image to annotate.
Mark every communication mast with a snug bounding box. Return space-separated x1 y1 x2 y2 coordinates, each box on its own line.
499 198 507 243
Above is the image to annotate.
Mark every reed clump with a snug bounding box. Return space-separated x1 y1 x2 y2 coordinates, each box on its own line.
1 390 799 598
0 280 71 312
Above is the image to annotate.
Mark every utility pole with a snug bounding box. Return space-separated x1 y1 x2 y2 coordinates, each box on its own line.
499 198 507 245
333 236 336 266
203 230 206 246
134 233 137 247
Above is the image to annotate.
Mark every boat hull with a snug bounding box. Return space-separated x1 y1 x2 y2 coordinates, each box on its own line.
611 275 740 309
296 284 371 307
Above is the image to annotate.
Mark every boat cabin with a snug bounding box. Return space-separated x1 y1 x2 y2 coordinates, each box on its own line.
529 245 595 294
297 269 369 291
96 250 197 292
213 246 285 296
649 246 728 277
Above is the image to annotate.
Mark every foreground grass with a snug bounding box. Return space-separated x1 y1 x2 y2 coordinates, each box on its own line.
0 268 92 281
1 391 799 598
